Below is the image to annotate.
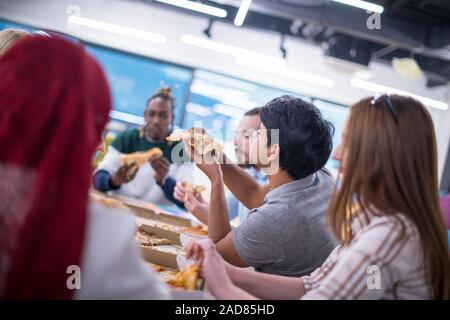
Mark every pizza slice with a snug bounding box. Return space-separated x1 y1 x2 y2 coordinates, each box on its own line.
167 264 201 290
182 225 208 236
184 182 206 195
166 129 222 155
121 147 163 166
149 221 208 237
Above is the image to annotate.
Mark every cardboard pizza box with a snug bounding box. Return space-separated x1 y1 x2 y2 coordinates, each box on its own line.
113 194 194 227
89 190 194 227
138 222 207 246
140 245 183 270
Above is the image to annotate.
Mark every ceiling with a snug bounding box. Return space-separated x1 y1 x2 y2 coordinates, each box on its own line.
140 0 450 86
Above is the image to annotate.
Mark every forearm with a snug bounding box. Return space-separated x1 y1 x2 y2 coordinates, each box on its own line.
214 283 259 300
228 266 305 300
189 207 209 225
208 174 232 243
220 158 267 209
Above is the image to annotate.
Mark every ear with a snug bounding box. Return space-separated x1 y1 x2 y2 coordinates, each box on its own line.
268 144 280 162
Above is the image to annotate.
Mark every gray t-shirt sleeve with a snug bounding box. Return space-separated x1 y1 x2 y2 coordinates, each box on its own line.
232 209 278 268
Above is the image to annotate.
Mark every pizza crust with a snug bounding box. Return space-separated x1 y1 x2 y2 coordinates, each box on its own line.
121 147 163 166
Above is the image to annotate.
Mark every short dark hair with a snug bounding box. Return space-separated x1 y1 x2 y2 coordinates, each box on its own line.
244 107 261 117
260 95 334 179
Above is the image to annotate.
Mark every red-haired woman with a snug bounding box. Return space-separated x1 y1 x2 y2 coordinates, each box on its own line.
0 35 169 299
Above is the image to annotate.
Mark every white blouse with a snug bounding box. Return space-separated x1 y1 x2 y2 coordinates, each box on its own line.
74 201 171 299
301 213 429 300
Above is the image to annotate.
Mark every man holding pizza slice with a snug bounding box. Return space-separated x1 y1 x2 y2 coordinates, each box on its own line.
173 108 268 225
93 87 195 209
183 96 337 278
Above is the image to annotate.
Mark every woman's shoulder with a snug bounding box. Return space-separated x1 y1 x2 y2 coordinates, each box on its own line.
77 201 170 299
352 212 421 262
365 212 418 234
84 201 138 265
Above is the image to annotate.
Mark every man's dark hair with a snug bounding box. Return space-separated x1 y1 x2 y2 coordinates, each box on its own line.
244 107 261 117
260 95 334 180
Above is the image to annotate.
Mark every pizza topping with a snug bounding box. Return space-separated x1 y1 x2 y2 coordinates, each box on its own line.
166 129 222 155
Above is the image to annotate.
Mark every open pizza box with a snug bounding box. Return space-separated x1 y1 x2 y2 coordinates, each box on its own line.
137 221 207 246
112 194 194 227
140 245 181 269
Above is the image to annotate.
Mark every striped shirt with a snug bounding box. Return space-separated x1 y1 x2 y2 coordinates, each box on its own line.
301 212 429 299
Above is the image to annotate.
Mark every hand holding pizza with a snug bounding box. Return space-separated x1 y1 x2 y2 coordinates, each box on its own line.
151 157 170 184
186 239 234 296
111 163 139 187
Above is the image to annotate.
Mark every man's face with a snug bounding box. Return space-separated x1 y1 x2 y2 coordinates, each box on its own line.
234 114 261 165
249 122 273 168
331 118 349 176
144 97 173 141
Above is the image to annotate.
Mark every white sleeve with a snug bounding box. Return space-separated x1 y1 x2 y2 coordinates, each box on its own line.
75 202 171 300
95 146 123 174
170 163 196 183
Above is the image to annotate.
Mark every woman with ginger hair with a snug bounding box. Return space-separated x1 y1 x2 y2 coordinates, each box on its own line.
0 35 170 299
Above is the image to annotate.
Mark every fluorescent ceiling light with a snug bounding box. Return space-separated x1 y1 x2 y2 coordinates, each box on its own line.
332 0 384 14
181 34 332 88
155 0 227 18
195 70 257 91
109 110 145 125
236 55 334 88
350 78 448 110
190 82 259 109
214 104 245 118
67 15 167 44
186 103 213 117
234 0 252 27
181 34 286 68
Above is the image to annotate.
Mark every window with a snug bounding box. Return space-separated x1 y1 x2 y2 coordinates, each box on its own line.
86 45 192 126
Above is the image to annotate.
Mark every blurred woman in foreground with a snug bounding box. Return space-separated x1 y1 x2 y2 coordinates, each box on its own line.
0 35 169 299
188 94 450 300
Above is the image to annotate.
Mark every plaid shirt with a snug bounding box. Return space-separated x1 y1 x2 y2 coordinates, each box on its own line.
301 212 429 300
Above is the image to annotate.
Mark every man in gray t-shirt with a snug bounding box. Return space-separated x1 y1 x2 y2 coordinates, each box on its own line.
233 168 336 277
185 95 337 278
